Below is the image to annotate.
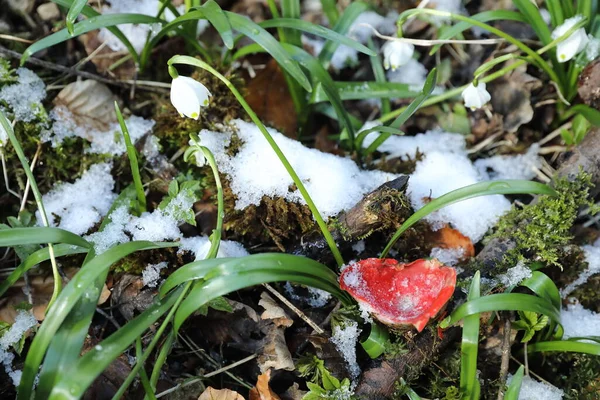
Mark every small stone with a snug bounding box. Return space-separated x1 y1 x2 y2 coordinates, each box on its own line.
37 3 61 21
578 59 600 111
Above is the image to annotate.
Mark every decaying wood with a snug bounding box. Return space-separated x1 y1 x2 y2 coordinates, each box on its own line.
291 175 411 262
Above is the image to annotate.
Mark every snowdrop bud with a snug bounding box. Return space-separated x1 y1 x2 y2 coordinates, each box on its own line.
382 40 415 71
552 15 589 63
461 82 491 111
170 76 211 119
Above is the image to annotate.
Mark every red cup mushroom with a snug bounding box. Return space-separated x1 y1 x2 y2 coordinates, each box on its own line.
339 258 457 332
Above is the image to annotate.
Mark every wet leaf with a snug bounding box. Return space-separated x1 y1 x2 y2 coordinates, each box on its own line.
53 80 118 131
249 370 281 400
198 386 245 400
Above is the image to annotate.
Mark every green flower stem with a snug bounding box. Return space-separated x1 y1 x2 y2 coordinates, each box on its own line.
396 8 562 91
168 55 345 267
0 111 62 308
112 282 192 400
199 146 223 259
145 331 174 400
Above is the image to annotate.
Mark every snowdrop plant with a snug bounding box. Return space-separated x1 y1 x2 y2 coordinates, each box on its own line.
376 1 600 132
382 40 415 70
168 71 212 120
461 81 492 111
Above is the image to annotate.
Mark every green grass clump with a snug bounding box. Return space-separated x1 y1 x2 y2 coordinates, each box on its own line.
489 171 596 268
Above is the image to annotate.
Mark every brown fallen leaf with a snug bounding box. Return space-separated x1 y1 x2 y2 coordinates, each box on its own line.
245 59 297 137
249 370 281 400
78 31 137 79
198 387 245 400
427 225 475 261
257 292 294 372
0 268 110 323
53 80 118 132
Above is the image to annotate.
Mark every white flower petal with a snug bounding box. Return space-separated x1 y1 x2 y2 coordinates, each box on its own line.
552 15 589 63
461 82 491 110
170 76 212 119
382 41 414 70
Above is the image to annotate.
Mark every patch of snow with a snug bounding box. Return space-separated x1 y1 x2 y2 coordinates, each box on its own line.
498 263 532 287
347 11 398 43
430 247 464 266
178 236 249 260
0 68 46 122
407 151 512 242
284 282 332 307
0 123 7 146
359 123 467 159
330 321 361 379
506 375 563 400
46 105 155 155
561 239 600 297
142 261 168 288
38 163 116 235
561 300 600 341
585 34 600 62
386 58 427 90
301 36 358 70
0 311 37 386
142 135 161 160
351 240 366 254
429 0 466 26
475 145 541 180
97 1 200 52
86 190 195 254
200 119 397 219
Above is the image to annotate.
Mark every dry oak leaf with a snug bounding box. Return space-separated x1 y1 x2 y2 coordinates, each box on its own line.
249 370 281 400
198 387 245 400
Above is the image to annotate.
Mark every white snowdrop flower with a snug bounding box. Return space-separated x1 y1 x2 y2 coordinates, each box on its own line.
461 82 491 111
170 76 211 119
552 15 589 63
382 40 414 71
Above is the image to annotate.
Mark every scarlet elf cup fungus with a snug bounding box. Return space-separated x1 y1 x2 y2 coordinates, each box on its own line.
340 258 457 332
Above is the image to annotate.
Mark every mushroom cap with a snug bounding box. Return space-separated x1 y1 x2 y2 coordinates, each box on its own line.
340 258 457 331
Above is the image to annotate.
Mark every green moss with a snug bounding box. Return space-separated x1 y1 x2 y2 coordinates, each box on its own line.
488 171 596 269
542 352 600 399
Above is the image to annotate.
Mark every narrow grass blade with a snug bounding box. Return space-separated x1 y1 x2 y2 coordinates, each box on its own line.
318 2 370 67
22 13 162 64
360 322 389 359
460 271 481 399
48 288 183 400
35 186 139 397
380 180 557 257
65 0 87 34
527 340 600 355
310 81 418 103
520 271 561 311
193 0 234 48
225 12 312 92
164 254 352 331
545 0 565 26
505 365 524 400
513 0 552 45
0 244 88 297
368 38 390 115
260 19 375 56
320 0 339 26
115 102 146 213
52 0 140 64
280 0 302 46
0 227 90 249
440 293 561 329
18 241 177 399
564 104 600 126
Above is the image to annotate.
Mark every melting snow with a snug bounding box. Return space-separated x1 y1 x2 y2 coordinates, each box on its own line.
330 321 361 380
178 236 249 260
430 247 464 266
561 300 600 341
142 261 168 288
200 119 396 218
498 263 532 287
561 239 600 297
46 106 155 155
475 145 541 180
0 311 37 386
284 282 332 307
0 68 46 122
506 375 563 400
38 163 116 235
